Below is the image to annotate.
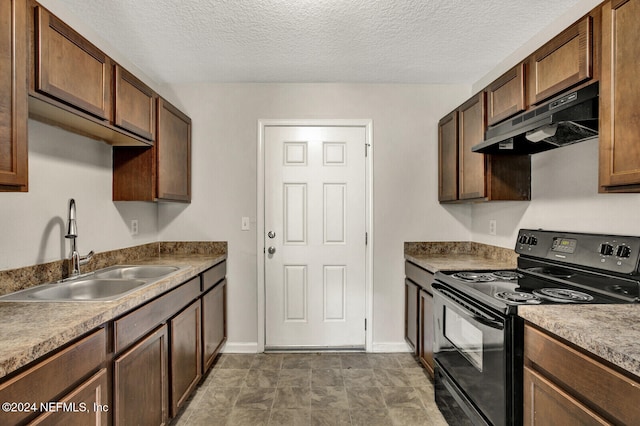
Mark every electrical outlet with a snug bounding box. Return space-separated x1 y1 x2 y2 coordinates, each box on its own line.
131 219 139 236
241 217 250 231
489 219 497 236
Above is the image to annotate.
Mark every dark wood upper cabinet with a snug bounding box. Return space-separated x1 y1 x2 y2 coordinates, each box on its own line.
0 0 28 192
34 5 112 120
114 64 156 141
439 93 530 203
458 93 487 200
486 63 526 126
528 15 594 106
157 97 191 202
438 111 458 202
113 97 191 202
599 0 640 192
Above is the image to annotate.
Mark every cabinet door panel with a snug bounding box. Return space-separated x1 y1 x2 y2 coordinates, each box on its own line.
114 325 168 426
170 300 202 417
599 0 640 189
419 289 434 378
523 367 608 426
114 65 156 141
438 111 458 202
529 16 592 105
30 369 109 426
405 279 418 354
35 6 111 120
0 0 28 191
157 98 191 202
202 279 227 372
458 93 487 200
486 63 526 126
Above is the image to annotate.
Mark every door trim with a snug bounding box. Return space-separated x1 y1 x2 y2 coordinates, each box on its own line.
257 119 373 352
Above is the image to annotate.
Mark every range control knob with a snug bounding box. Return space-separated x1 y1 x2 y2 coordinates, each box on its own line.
616 245 632 258
518 235 528 244
528 236 538 246
599 243 614 256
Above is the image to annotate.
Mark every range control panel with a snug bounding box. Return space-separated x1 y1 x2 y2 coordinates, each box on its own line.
515 229 640 275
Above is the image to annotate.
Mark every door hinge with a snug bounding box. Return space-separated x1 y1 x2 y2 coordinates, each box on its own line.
365 232 368 245
365 143 370 157
365 319 367 330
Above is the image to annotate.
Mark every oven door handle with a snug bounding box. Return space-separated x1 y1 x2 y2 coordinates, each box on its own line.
432 285 505 331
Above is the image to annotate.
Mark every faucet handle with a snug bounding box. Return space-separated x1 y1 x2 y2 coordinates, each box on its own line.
79 250 94 266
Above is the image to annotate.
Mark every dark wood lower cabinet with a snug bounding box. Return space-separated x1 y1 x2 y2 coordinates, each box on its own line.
202 279 227 372
31 368 109 426
170 300 202 417
419 289 434 377
114 325 169 426
404 279 419 354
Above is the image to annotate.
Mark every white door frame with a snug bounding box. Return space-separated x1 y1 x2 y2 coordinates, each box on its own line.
257 119 373 352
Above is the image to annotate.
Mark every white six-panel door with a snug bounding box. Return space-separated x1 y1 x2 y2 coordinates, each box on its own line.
264 125 366 348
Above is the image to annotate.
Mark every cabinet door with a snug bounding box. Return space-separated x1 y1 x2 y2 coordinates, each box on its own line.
30 369 109 426
114 325 168 426
486 63 526 126
419 289 434 379
114 64 156 141
157 98 191 202
202 279 227 372
34 6 111 120
0 0 28 191
523 367 608 426
405 279 419 354
170 300 202 417
458 93 487 200
528 16 593 105
599 0 640 190
438 111 458 202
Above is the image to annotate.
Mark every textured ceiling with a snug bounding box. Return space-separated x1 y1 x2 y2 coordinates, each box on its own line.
58 0 582 84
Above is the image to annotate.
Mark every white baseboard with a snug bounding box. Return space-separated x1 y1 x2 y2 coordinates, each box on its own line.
222 341 411 353
371 341 413 353
221 342 259 353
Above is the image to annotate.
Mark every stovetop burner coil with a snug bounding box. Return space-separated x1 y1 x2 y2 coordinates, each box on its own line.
494 291 541 304
533 288 594 303
491 271 523 280
451 272 496 282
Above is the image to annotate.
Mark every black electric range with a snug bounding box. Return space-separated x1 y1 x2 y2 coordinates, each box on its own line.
432 229 640 426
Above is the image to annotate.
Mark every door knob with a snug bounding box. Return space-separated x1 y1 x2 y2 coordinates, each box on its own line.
268 231 276 239
268 247 276 254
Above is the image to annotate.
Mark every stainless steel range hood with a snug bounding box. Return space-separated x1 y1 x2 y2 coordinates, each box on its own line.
472 82 598 155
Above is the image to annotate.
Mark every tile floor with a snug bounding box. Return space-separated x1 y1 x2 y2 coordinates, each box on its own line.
171 352 449 426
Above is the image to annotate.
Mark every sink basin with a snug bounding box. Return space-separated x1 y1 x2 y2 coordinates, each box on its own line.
0 264 183 302
94 265 180 280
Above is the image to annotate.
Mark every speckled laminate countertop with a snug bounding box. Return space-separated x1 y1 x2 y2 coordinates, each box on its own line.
404 241 518 273
519 304 640 379
0 253 225 379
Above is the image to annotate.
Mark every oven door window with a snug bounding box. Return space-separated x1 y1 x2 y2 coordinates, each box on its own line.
444 305 483 371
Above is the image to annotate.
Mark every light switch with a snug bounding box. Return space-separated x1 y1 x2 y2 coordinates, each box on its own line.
241 217 250 231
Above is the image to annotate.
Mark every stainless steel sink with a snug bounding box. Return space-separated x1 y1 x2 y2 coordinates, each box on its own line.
0 265 183 302
94 265 180 280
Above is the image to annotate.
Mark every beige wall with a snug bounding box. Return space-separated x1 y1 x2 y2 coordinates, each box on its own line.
157 83 472 350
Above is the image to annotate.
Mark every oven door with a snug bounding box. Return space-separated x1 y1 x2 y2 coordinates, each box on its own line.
432 282 507 426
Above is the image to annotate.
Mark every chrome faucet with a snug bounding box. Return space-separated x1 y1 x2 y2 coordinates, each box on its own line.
65 199 94 278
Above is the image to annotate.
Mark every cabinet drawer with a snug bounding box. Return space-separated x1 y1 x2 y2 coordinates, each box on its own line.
524 324 640 425
405 261 434 291
0 328 106 425
202 261 226 292
114 277 200 352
